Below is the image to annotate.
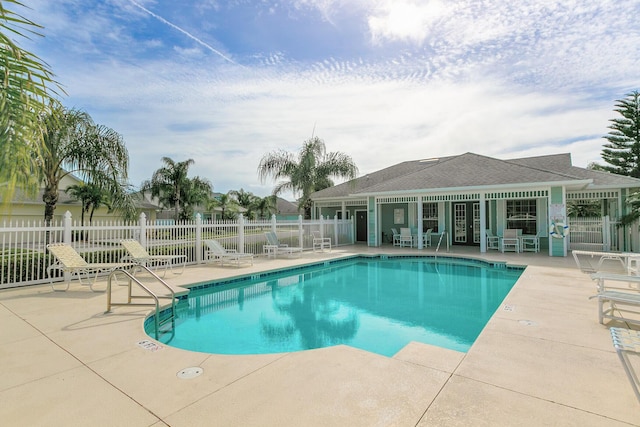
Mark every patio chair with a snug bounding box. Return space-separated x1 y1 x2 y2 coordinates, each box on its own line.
610 327 640 402
263 231 303 258
500 229 521 253
46 243 133 292
391 228 401 246
312 231 331 252
521 231 542 253
573 250 639 275
204 239 253 267
486 229 499 250
120 239 186 277
399 227 414 247
422 228 433 248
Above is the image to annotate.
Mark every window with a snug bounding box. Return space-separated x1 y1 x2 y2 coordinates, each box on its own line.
422 203 438 232
506 199 537 235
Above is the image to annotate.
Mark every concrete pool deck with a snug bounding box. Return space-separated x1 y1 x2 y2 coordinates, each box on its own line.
0 245 638 426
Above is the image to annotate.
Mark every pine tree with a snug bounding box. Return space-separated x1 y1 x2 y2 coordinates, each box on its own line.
601 91 640 177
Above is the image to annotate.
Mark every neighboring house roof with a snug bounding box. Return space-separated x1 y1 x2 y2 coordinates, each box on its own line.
310 152 640 200
276 197 301 216
7 186 161 211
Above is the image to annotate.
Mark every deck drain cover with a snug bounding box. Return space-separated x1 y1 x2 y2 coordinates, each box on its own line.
177 367 203 379
518 319 537 326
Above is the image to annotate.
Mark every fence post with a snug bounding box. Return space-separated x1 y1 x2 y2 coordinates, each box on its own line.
271 214 277 233
138 213 147 246
62 211 72 283
351 216 355 244
238 214 245 252
298 215 304 248
196 213 202 263
319 215 325 238
63 211 72 244
334 214 338 245
603 215 611 251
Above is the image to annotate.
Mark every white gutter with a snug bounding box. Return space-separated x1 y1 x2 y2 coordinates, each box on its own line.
353 179 594 198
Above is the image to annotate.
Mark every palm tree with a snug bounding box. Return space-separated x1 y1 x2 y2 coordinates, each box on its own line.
65 183 111 224
254 195 277 220
178 176 212 221
0 1 62 204
208 193 239 220
36 104 134 224
257 136 358 219
142 157 212 222
229 188 257 219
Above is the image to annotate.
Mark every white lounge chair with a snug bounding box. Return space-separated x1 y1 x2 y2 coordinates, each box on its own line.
46 243 133 292
312 231 331 252
589 272 640 326
573 250 640 275
120 239 186 277
263 231 303 258
610 327 640 402
204 239 253 267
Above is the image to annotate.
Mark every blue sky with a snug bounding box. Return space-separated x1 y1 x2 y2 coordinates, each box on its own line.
16 0 640 199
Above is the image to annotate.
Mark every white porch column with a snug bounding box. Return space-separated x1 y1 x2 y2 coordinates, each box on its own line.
417 198 423 249
480 194 486 252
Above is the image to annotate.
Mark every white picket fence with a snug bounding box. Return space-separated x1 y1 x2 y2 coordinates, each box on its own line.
0 211 354 289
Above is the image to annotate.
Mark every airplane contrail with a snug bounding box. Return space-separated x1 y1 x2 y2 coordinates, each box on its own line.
128 0 238 65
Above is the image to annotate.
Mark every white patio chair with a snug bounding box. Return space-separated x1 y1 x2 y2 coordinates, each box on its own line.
486 229 500 250
391 228 401 246
399 227 414 247
422 228 433 247
610 327 640 402
521 231 541 253
312 231 331 252
120 239 186 277
46 243 133 292
500 229 521 253
263 231 303 258
204 239 253 267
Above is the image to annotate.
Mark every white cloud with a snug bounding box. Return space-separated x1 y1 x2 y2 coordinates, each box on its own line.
14 0 640 200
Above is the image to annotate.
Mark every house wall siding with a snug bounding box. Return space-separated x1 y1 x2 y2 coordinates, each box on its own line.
550 186 567 256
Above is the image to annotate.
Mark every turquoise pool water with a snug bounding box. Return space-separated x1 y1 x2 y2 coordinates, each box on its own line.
147 256 523 357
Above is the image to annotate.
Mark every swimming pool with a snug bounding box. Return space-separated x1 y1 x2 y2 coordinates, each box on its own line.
147 256 523 357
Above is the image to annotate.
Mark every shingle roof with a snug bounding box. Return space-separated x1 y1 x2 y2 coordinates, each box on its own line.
310 152 640 200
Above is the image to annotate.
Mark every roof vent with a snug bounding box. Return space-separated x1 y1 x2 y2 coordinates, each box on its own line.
419 158 439 163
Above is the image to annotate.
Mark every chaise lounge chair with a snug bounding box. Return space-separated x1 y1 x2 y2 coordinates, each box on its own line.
263 231 303 258
588 272 640 326
46 243 133 292
573 250 640 275
120 239 186 277
610 327 640 402
204 239 253 267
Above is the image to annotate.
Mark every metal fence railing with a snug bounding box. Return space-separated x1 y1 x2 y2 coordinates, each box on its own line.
568 216 619 252
0 211 354 289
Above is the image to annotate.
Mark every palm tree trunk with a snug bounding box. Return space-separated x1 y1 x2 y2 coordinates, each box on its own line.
42 186 58 244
